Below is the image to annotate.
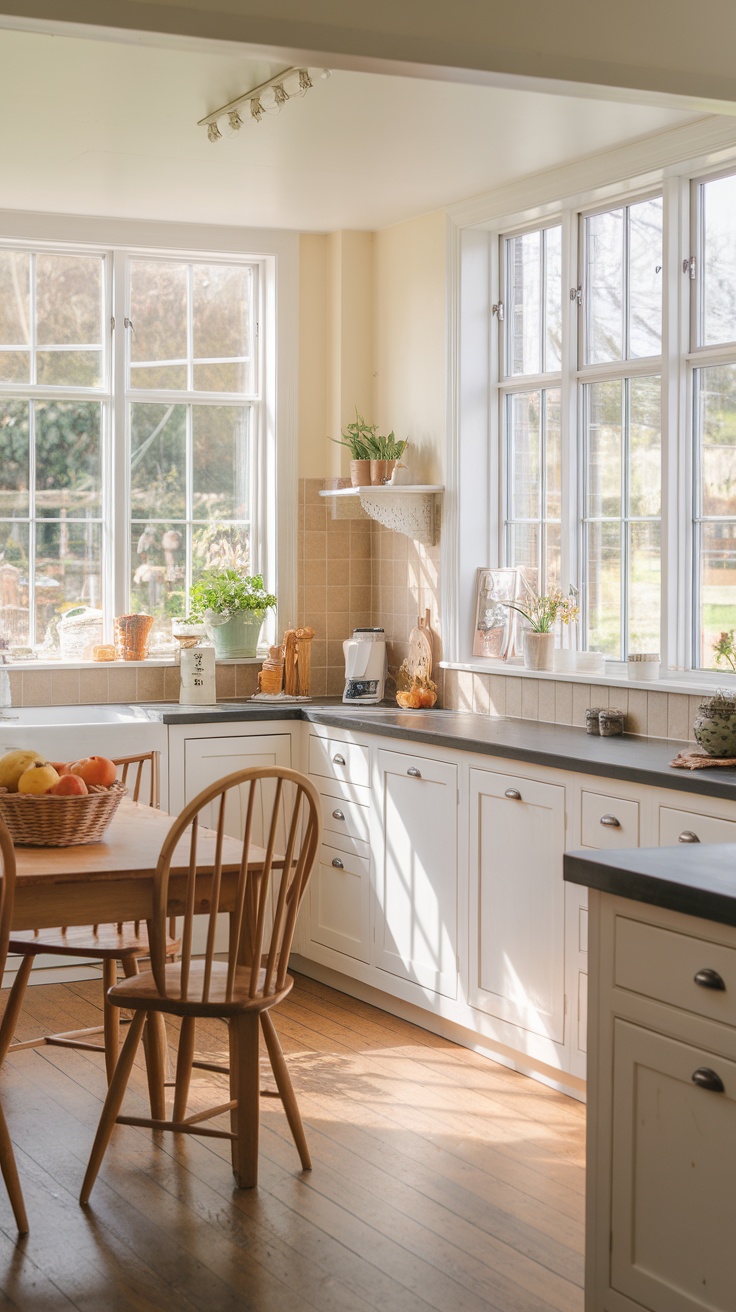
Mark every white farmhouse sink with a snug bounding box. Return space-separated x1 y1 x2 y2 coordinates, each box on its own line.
0 704 167 773
0 705 153 726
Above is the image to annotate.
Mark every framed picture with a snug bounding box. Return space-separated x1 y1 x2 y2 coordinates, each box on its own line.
472 566 537 659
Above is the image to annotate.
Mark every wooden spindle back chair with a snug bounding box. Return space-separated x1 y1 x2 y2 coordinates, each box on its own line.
80 765 322 1203
0 751 179 1093
0 818 28 1233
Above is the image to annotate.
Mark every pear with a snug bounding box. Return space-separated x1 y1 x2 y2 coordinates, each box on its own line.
17 762 60 795
0 749 43 793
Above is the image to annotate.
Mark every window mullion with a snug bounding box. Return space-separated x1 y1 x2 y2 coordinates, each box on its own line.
622 379 631 661
28 401 36 648
112 254 129 633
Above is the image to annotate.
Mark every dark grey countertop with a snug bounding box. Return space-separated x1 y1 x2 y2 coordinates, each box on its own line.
564 844 736 927
134 698 736 802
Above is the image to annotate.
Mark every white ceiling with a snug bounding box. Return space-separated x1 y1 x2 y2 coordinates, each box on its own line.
0 26 705 231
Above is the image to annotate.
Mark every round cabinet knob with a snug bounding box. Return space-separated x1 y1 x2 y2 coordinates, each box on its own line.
332 809 345 821
504 788 522 800
407 767 422 778
331 857 344 869
691 1067 725 1093
599 814 621 828
694 967 726 991
332 754 346 766
678 830 700 844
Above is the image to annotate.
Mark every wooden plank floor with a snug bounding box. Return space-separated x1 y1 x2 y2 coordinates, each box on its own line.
0 973 585 1312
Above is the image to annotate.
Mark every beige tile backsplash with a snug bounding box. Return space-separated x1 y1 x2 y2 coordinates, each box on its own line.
4 477 702 740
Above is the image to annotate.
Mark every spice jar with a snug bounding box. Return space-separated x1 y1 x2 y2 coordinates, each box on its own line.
599 709 625 737
586 707 606 735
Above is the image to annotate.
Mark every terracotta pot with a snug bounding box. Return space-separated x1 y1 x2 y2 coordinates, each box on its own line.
370 459 396 486
522 630 555 672
350 459 372 487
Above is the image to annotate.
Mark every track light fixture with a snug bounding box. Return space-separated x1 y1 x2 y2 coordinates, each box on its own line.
198 66 323 141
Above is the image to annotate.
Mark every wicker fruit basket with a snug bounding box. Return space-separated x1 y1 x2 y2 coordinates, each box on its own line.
0 781 126 847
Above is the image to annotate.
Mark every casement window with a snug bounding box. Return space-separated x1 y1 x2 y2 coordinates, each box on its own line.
0 245 264 654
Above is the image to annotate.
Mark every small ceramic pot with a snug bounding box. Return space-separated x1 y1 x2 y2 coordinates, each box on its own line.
370 459 396 486
206 611 265 659
349 460 372 488
522 631 555 671
693 704 736 758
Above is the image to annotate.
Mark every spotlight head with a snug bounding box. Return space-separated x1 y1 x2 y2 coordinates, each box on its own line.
228 109 244 130
298 69 313 92
207 122 222 142
273 83 289 107
250 96 264 122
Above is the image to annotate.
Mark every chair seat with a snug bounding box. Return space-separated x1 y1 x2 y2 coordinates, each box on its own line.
9 923 180 960
108 959 294 1018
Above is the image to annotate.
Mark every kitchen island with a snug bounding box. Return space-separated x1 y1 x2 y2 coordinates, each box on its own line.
565 842 736 1312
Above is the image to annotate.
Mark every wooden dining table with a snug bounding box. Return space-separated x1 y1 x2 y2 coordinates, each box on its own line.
12 799 253 1119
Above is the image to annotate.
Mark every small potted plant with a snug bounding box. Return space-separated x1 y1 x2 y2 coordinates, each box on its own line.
188 570 277 659
369 432 408 486
693 688 736 757
503 586 579 671
330 410 408 487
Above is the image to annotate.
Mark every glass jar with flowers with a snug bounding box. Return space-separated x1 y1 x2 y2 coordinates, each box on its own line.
504 586 579 671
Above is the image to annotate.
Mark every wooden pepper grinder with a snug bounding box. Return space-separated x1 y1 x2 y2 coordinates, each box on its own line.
283 629 298 695
295 627 316 696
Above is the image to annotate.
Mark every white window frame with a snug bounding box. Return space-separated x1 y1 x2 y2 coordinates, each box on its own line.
0 214 297 656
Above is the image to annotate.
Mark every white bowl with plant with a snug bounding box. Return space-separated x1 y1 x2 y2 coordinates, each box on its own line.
188 570 277 659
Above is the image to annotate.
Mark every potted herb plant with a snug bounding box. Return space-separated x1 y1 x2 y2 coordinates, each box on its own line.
503 586 579 671
331 410 407 486
369 432 408 486
188 570 277 659
693 688 736 758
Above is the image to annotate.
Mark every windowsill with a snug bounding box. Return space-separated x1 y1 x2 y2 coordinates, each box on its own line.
440 658 736 699
2 656 263 671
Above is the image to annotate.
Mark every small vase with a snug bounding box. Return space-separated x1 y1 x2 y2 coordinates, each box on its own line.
523 631 555 672
350 460 372 488
693 706 736 758
206 611 265 659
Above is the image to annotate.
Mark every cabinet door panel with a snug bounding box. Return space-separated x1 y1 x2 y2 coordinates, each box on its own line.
469 768 566 1043
309 845 370 963
612 1019 736 1312
375 749 458 999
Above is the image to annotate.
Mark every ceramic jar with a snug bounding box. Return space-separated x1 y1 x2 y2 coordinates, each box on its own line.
693 700 736 758
205 610 265 659
522 631 555 671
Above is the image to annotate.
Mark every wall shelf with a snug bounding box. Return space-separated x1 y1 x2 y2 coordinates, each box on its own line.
320 485 443 545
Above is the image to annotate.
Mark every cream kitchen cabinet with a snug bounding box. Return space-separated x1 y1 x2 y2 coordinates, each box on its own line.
468 766 566 1050
373 746 458 1000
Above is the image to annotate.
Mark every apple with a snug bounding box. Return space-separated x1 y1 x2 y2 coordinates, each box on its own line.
70 756 117 788
17 762 60 795
47 774 88 797
49 761 72 776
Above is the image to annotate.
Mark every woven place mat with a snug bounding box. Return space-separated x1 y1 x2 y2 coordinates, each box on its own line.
670 748 736 770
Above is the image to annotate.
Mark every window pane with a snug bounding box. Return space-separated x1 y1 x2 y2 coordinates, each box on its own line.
698 365 736 517
508 231 541 376
629 197 662 359
35 401 102 518
544 226 562 372
587 521 621 655
131 519 186 625
0 251 30 383
587 381 623 518
629 520 661 654
192 522 251 577
34 520 102 644
193 264 253 394
37 350 102 388
702 173 736 347
629 375 661 517
0 521 30 647
193 406 250 520
699 524 736 669
0 400 29 517
130 403 186 521
544 523 561 592
545 389 561 520
508 523 539 582
508 392 540 519
587 208 624 364
129 260 187 388
35 254 102 347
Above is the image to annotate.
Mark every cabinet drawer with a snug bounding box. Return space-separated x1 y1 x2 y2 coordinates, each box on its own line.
320 791 370 845
309 734 370 789
659 805 736 848
309 844 370 963
581 789 640 849
614 914 736 1028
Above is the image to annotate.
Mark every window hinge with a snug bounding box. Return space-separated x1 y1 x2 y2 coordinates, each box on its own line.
570 286 582 306
255 321 259 336
683 256 696 279
110 315 115 331
492 301 504 321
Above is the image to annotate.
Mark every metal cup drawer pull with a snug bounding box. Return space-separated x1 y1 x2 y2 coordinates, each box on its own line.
331 808 345 821
331 857 344 869
692 1067 725 1093
600 814 621 828
332 754 346 766
694 967 726 991
407 767 422 778
504 788 522 800
678 830 700 844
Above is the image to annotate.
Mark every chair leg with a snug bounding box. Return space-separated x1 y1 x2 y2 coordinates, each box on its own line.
172 1017 196 1123
80 1010 146 1207
101 960 119 1084
0 1100 28 1235
260 1011 311 1171
229 1013 260 1188
121 957 167 1121
0 957 33 1066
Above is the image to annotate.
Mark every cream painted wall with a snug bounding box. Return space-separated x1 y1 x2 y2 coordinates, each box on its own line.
298 233 328 479
373 210 447 485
